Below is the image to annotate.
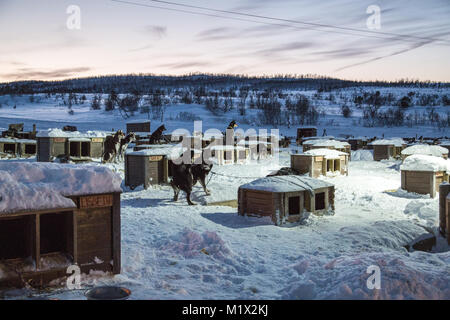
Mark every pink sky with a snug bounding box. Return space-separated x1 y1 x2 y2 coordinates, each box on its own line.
1 0 449 82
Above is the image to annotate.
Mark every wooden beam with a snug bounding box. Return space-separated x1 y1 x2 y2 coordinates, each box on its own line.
35 214 40 270
112 193 121 274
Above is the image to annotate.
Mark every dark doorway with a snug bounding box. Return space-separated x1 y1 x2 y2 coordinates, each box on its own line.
81 142 90 157
24 144 36 154
315 192 325 211
0 216 33 260
70 141 79 156
288 196 300 215
40 213 71 255
4 143 16 154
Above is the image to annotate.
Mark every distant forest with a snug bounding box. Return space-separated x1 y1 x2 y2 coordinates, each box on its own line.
1 73 449 95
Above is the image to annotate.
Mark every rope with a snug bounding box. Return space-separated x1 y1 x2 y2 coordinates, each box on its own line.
208 170 266 180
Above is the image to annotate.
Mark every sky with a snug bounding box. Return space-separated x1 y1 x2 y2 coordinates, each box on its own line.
0 0 449 82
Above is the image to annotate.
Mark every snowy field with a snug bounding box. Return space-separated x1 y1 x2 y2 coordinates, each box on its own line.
0 91 449 300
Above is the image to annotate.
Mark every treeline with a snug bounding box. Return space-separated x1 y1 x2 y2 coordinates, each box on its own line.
1 73 448 95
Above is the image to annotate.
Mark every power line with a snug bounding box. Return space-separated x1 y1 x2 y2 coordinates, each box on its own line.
109 0 450 45
146 0 450 45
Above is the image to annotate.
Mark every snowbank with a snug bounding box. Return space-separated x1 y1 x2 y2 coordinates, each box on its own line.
370 138 405 147
303 139 349 149
351 150 374 161
0 162 122 214
126 146 186 158
400 154 450 172
304 148 347 159
240 176 333 194
401 144 448 157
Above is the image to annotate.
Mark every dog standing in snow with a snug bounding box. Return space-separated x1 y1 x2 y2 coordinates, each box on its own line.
118 132 136 161
170 162 213 205
103 130 125 163
149 124 166 144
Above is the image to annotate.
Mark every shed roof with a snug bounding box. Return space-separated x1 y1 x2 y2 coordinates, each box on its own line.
400 154 450 173
36 128 110 138
370 138 405 147
304 148 348 159
239 175 333 194
401 144 448 157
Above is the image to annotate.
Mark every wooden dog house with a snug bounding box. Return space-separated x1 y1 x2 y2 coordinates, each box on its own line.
291 148 349 178
36 129 108 162
439 183 450 244
347 137 369 151
400 155 450 198
126 120 150 135
125 146 184 189
371 138 406 161
296 127 317 145
238 176 335 226
208 145 235 165
0 163 122 289
401 144 449 161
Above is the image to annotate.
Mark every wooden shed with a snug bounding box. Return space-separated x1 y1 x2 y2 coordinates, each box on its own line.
126 120 150 135
238 176 335 226
296 127 317 145
401 144 449 161
400 154 450 198
370 138 406 161
0 163 122 289
439 183 450 244
347 137 369 151
36 129 108 162
124 146 184 189
303 139 351 156
291 148 349 178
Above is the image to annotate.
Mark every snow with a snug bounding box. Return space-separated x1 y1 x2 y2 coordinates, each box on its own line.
0 138 36 144
240 175 333 194
401 144 448 157
303 139 349 148
304 148 348 159
0 162 122 214
126 146 185 158
36 128 110 138
0 93 449 300
400 154 450 173
370 138 405 147
351 150 374 161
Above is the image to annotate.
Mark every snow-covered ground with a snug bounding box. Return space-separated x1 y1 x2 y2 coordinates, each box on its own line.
0 91 449 300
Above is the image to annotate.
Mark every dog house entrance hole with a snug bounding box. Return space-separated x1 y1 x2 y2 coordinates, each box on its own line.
326 159 333 172
25 144 36 154
0 216 33 260
40 212 72 257
4 143 16 154
315 192 325 211
70 141 90 157
288 196 300 215
225 150 233 161
334 159 340 172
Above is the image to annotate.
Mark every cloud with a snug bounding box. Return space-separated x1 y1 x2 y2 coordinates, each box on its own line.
143 25 167 39
1 67 91 81
196 27 236 41
254 41 315 56
157 61 213 70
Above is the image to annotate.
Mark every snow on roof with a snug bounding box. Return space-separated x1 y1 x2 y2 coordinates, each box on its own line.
401 144 448 157
126 120 150 124
400 154 450 173
239 175 333 194
304 148 348 159
36 128 110 138
370 138 405 147
304 139 349 148
439 140 450 146
126 146 186 158
0 138 36 144
303 136 335 142
210 145 238 151
0 162 122 215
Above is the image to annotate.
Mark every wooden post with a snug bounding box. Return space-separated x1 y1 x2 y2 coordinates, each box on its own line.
35 214 40 270
72 211 78 264
431 173 437 198
439 183 450 237
112 193 121 274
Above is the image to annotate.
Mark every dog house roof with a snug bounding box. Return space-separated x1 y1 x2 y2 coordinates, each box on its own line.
239 175 333 194
126 120 150 124
37 128 110 138
439 140 450 146
0 138 36 144
304 148 348 159
400 154 450 173
370 138 405 147
0 162 122 215
126 146 186 158
401 144 448 157
304 139 350 148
